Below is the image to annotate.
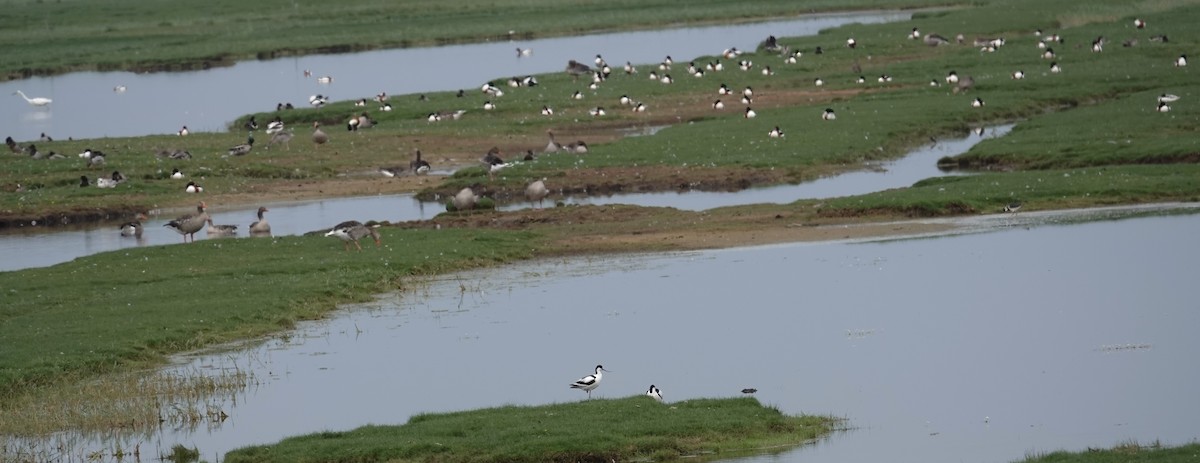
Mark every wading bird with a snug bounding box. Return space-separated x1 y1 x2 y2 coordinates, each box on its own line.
569 365 608 399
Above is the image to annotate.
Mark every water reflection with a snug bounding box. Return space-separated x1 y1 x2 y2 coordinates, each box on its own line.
0 12 911 141
15 209 1197 462
0 125 1010 272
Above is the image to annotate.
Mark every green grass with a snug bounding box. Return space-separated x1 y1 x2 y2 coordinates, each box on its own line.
1017 441 1200 463
0 228 539 400
224 396 837 463
0 0 954 81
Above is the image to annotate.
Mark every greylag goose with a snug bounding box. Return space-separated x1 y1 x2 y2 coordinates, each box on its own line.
268 130 293 150
228 132 254 156
545 130 563 152
164 202 210 243
324 221 381 251
120 213 148 238
311 122 329 148
525 179 549 207
249 207 271 235
206 218 238 237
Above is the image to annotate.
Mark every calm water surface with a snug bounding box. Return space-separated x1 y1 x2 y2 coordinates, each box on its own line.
1 12 910 141
25 209 1199 462
0 125 1007 272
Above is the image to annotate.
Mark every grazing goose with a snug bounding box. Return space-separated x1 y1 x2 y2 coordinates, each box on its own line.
924 34 950 46
171 168 184 179
249 207 271 235
164 202 210 243
545 130 563 152
569 365 608 399
169 149 192 160
452 187 479 211
525 179 549 207
325 221 381 251
206 219 238 237
227 132 254 156
646 385 664 402
177 126 190 136
185 181 204 193
13 90 52 106
120 213 148 238
311 122 329 147
410 149 431 174
565 60 592 79
268 130 294 150
822 108 837 120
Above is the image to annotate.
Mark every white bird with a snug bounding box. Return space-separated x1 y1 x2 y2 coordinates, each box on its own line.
541 106 554 116
744 107 756 118
822 108 837 120
814 78 825 86
185 181 204 193
1012 70 1025 79
768 126 784 138
572 91 584 100
646 385 664 402
972 97 985 108
632 102 647 113
516 47 532 57
13 90 52 106
743 86 754 98
1158 94 1180 103
588 107 606 117
1050 62 1062 73
1134 18 1146 29
712 99 725 110
946 71 959 84
619 95 632 106
846 37 857 48
177 126 190 136
113 85 127 93
452 187 479 211
483 101 495 111
309 94 328 108
1176 54 1188 67
316 76 334 84
718 84 730 95
569 365 608 398
525 178 549 207
1157 102 1171 112
170 168 184 179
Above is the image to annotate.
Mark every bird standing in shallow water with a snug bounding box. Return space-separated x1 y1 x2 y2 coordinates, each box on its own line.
164 202 210 243
249 207 271 235
120 213 147 238
526 179 549 207
13 90 51 106
569 365 608 399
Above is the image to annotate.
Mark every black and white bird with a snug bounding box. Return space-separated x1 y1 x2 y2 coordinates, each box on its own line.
744 107 757 118
185 181 204 193
1157 101 1171 113
646 385 664 402
569 365 609 399
822 108 837 120
768 126 784 138
1158 94 1180 104
972 97 985 108
170 168 184 179
1176 54 1188 67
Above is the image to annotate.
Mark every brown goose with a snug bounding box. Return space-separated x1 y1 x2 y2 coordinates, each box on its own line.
452 187 479 211
163 202 210 243
249 207 271 235
525 179 549 208
312 122 329 148
324 221 381 251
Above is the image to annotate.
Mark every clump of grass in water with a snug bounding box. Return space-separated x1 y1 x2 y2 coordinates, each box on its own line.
0 367 256 437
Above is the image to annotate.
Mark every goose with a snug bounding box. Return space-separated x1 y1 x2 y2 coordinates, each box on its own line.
227 132 254 156
525 178 549 207
316 75 333 84
646 385 664 402
712 99 725 110
452 187 478 211
185 181 204 193
249 207 271 235
164 202 210 243
410 149 431 174
481 147 508 173
13 90 52 106
177 126 190 136
206 219 238 237
565 60 592 79
744 107 757 118
171 168 184 179
169 150 192 160
1157 102 1171 113
972 97 985 108
268 130 294 150
120 213 147 238
266 117 284 134
1176 54 1188 67
96 177 118 188
325 221 382 251
545 130 563 152
312 122 329 147
768 126 784 138
569 365 608 399
822 108 837 120
378 166 404 178
924 34 950 46
1158 94 1180 103
1003 202 1022 213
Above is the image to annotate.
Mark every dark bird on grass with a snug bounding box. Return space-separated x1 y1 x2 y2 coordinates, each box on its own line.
325 221 381 251
741 388 758 394
565 60 592 79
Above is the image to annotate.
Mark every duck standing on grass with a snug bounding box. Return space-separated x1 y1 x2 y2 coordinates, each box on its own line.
325 221 382 251
164 202 210 243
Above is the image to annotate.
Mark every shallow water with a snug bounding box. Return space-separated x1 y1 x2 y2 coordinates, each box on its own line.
25 209 1199 462
0 126 1009 272
1 11 910 142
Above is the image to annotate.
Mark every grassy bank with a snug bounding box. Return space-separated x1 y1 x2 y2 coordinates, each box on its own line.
0 0 953 81
1017 441 1200 463
224 396 836 463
